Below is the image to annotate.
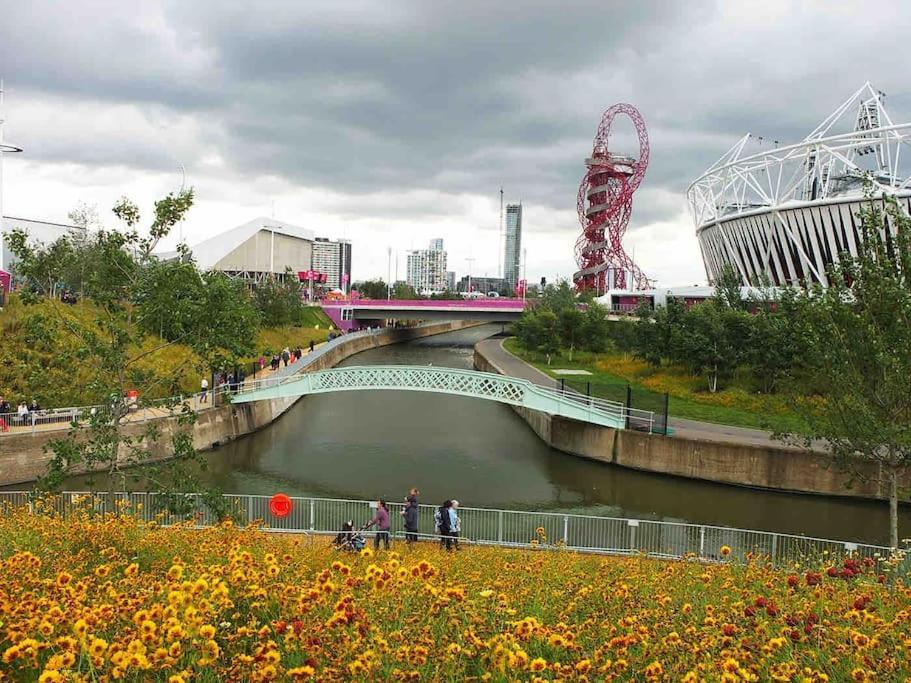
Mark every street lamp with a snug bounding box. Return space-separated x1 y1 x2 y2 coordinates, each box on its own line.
465 257 475 297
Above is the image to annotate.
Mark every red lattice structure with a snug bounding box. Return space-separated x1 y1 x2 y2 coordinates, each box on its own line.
573 103 651 292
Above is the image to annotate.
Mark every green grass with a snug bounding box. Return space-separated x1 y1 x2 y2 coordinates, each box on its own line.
502 337 807 432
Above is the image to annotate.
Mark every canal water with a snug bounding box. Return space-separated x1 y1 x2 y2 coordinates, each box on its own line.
62 324 908 545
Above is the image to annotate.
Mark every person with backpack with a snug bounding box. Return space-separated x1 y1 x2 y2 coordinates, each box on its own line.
435 500 453 550
402 488 419 544
365 499 391 550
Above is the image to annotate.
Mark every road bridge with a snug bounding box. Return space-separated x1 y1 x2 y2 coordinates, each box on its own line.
321 299 528 332
232 365 656 431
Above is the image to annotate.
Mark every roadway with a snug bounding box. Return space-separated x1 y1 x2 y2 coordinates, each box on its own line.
476 337 787 449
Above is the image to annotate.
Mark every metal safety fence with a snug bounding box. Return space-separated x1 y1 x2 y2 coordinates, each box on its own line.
0 491 901 571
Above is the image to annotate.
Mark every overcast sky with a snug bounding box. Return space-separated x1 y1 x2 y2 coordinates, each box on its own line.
2 0 909 286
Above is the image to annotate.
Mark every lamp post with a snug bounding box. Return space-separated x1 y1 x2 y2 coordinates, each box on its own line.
465 257 475 297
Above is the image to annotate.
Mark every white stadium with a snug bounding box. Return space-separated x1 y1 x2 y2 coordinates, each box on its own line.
688 83 911 288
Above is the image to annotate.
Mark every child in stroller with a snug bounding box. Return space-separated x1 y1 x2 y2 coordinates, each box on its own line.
332 519 367 552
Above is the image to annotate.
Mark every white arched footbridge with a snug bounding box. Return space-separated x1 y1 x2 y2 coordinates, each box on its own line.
232 365 656 431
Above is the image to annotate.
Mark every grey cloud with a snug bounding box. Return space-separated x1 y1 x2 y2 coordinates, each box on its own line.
2 0 909 232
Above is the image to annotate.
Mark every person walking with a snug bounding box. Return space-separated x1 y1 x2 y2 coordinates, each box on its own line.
365 499 391 550
402 488 419 544
449 500 461 549
200 377 209 404
281 347 291 367
435 500 453 550
309 339 315 353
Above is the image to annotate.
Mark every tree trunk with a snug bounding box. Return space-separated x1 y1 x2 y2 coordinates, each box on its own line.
889 469 899 550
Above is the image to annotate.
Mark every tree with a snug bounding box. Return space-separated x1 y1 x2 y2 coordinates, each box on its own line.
254 272 305 326
353 279 388 299
778 195 911 549
514 308 561 364
672 301 749 393
392 281 419 299
580 301 612 353
557 306 584 360
7 189 256 510
745 292 798 394
633 298 684 367
713 263 747 309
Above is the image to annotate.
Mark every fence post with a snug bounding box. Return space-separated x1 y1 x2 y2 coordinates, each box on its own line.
663 392 670 435
563 515 569 546
497 510 504 543
699 526 706 558
247 495 253 524
771 533 778 567
309 500 315 531
559 378 565 395
625 385 632 429
628 519 638 552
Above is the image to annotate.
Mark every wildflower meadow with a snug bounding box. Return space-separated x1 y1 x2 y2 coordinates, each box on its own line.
0 500 909 682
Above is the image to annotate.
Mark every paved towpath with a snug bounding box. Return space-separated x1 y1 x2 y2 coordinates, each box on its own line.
476 337 793 449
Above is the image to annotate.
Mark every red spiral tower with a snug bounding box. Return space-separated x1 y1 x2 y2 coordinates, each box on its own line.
573 103 651 293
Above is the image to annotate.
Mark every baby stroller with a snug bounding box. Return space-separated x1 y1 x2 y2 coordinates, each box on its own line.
332 520 367 552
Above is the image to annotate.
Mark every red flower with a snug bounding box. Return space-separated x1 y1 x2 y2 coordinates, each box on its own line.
744 606 756 618
787 575 799 588
805 572 821 586
766 603 779 617
826 567 839 577
722 624 736 636
274 620 288 635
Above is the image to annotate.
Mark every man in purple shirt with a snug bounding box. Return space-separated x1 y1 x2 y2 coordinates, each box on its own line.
366 499 391 550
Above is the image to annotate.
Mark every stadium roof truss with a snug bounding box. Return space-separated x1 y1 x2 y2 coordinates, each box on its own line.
687 83 911 230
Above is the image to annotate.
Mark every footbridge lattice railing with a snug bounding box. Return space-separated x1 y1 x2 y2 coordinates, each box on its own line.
232 365 654 431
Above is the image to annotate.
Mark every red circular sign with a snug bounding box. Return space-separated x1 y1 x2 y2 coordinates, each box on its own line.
269 493 293 518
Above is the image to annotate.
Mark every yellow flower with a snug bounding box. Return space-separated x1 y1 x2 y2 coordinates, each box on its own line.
89 638 108 657
479 589 494 598
199 624 216 639
530 657 547 672
38 672 64 683
167 564 184 581
720 545 732 557
288 666 316 679
73 618 89 639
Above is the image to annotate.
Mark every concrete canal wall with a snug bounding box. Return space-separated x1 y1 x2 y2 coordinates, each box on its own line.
474 343 910 503
0 321 481 487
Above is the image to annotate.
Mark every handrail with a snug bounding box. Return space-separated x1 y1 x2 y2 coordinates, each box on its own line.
0 490 899 569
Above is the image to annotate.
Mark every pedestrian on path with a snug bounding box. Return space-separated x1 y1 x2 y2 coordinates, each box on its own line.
450 500 461 549
200 377 208 404
435 500 453 550
403 488 419 544
365 499 391 550
281 347 291 367
309 339 315 353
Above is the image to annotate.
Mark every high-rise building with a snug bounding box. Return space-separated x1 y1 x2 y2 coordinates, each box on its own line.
503 203 522 286
406 239 448 293
311 237 353 291
445 271 456 291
